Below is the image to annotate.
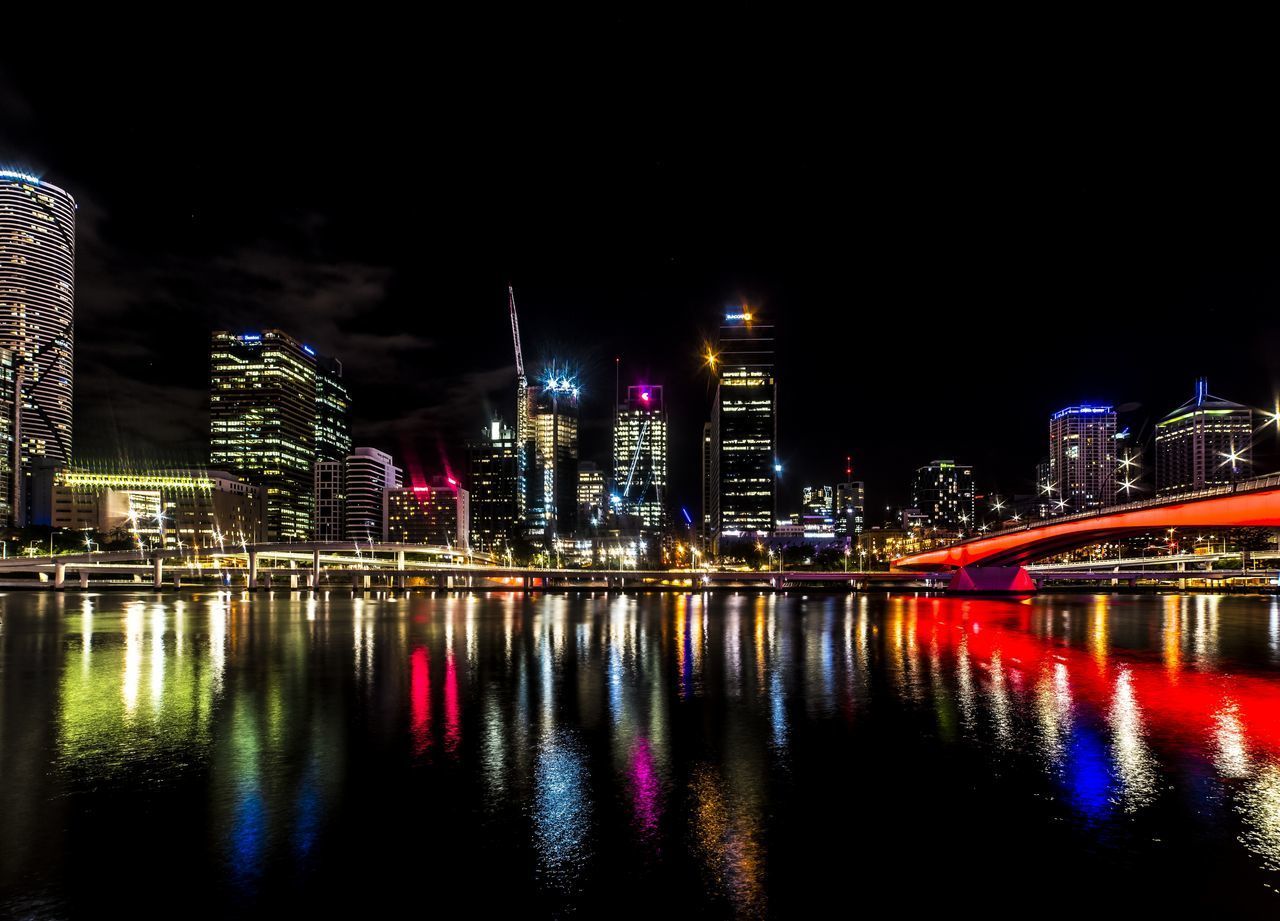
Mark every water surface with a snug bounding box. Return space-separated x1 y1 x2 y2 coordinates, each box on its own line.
3 590 1280 916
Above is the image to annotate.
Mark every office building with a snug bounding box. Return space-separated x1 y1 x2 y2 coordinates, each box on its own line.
910 460 974 532
210 330 316 540
701 421 713 539
834 480 865 539
0 349 14 525
613 385 667 529
1155 378 1253 495
802 485 833 517
313 459 344 541
1048 405 1116 512
0 170 76 523
30 466 264 549
527 375 579 540
577 460 607 528
345 447 400 542
314 354 352 462
710 308 776 538
385 476 468 547
468 418 521 552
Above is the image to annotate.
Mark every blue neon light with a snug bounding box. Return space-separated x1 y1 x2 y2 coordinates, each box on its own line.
1051 404 1113 420
0 169 40 185
681 507 693 525
239 333 261 341
302 345 316 356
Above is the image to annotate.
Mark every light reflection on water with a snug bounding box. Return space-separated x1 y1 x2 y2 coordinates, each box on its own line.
5 591 1280 913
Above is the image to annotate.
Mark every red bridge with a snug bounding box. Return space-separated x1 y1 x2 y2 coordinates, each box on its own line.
893 473 1280 591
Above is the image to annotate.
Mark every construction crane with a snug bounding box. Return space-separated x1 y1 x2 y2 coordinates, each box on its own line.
508 285 529 448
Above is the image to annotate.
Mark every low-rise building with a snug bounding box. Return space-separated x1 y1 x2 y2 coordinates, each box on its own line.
31 466 264 549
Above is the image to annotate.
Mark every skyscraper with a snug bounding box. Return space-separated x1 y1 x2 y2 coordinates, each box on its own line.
314 354 352 462
834 480 865 540
1155 378 1253 495
710 308 776 538
527 374 579 540
210 331 317 540
468 418 521 552
802 485 833 517
1048 405 1116 512
911 460 974 532
0 170 76 524
577 461 606 528
700 421 712 539
344 447 401 542
613 384 667 529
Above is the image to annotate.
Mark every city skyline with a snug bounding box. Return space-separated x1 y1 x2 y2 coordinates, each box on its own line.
7 67 1280 521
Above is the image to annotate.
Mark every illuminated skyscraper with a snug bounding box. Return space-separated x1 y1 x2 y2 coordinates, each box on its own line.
802 485 833 517
1048 405 1116 512
577 460 607 528
344 446 401 542
527 374 579 540
1155 378 1253 495
613 385 667 529
468 418 520 552
210 330 343 540
834 480 865 540
710 309 776 538
911 460 974 532
0 170 76 524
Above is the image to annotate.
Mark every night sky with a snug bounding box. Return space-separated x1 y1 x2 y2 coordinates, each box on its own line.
5 45 1280 522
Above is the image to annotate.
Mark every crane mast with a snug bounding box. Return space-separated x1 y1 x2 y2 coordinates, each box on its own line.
508 285 529 447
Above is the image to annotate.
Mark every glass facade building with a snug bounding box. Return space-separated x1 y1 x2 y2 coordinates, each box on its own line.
613 385 667 529
0 171 76 524
210 330 317 541
1155 378 1253 495
710 311 776 538
468 418 520 552
527 379 579 541
314 355 352 462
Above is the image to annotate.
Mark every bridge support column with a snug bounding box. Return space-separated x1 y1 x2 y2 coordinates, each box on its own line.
79 569 89 590
54 561 66 590
153 557 164 591
397 550 405 571
248 549 259 592
1178 560 1187 591
946 565 1037 594
173 573 182 590
352 570 362 595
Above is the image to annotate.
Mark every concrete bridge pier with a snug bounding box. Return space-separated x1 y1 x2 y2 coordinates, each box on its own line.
54 561 66 590
153 557 164 590
248 550 259 592
79 570 89 590
1178 560 1187 590
173 572 182 590
312 549 322 593
947 565 1037 594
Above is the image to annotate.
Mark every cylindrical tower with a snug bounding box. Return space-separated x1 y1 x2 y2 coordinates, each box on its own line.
0 170 76 485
